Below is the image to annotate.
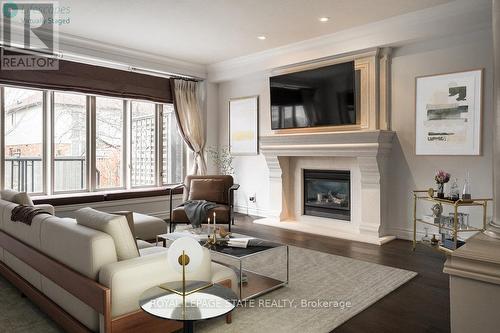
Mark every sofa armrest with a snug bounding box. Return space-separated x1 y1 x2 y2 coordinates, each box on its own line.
99 248 212 317
33 204 55 215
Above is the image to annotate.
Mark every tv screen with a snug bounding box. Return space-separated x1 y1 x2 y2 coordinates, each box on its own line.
270 61 358 130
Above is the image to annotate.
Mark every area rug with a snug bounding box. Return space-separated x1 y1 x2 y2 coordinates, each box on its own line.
197 246 417 333
0 276 61 332
0 246 416 333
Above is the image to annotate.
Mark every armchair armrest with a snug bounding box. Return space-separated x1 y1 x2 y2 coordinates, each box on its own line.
229 184 240 191
228 184 240 207
99 248 212 317
171 183 186 191
169 183 186 223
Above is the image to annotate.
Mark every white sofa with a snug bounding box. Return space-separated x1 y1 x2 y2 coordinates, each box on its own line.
0 196 237 332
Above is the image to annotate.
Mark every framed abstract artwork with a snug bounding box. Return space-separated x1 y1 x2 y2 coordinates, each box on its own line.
415 69 482 155
229 95 259 155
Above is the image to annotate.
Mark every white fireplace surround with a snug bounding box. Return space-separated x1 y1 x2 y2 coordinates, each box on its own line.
254 130 396 245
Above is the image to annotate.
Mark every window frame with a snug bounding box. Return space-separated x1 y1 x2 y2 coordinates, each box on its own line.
50 91 90 195
92 96 127 192
1 85 48 196
160 104 186 186
0 84 186 196
129 100 159 189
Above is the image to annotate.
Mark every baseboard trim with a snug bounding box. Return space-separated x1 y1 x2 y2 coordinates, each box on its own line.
386 227 422 241
234 204 268 218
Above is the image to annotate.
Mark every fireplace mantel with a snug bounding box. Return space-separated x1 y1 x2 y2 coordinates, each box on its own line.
256 130 396 245
260 130 395 157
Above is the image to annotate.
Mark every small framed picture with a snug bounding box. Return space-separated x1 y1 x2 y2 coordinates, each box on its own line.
415 69 482 155
229 96 259 155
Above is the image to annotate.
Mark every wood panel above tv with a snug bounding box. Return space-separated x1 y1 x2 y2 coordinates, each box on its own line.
270 47 391 134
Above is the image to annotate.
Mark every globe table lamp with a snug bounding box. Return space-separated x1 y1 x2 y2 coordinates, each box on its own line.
163 237 213 297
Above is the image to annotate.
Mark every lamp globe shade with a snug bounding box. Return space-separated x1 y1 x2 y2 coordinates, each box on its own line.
167 237 204 273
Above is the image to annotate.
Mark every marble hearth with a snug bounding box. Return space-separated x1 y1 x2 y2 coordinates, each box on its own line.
254 130 396 245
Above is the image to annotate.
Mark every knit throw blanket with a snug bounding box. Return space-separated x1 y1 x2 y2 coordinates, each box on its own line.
180 200 217 228
11 205 52 226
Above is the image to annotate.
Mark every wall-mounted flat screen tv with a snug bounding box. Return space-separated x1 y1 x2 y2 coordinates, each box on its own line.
270 61 358 130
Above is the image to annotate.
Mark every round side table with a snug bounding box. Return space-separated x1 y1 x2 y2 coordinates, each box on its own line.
139 281 237 333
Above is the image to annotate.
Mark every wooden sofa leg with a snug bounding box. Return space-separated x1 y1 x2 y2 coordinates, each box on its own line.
226 313 232 324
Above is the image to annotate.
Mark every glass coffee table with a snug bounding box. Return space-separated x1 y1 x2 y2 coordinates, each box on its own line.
140 280 237 333
157 231 289 300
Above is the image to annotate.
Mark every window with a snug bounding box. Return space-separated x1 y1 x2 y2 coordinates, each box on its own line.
162 104 184 184
53 92 87 192
0 85 185 196
131 101 156 187
4 87 44 193
95 97 124 189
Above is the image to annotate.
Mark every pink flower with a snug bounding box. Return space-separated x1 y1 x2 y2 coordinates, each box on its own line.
435 170 450 184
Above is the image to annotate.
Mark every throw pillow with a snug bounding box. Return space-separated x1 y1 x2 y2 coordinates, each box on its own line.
75 207 139 260
188 179 225 203
0 189 34 206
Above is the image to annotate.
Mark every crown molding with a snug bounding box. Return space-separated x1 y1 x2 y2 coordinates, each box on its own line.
3 21 207 79
207 0 492 82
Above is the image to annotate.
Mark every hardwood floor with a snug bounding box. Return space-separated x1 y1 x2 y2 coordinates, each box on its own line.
231 213 450 333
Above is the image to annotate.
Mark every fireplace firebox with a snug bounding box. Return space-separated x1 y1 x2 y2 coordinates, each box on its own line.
303 169 351 221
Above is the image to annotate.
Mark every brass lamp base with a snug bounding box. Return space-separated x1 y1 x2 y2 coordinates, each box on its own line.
160 282 214 297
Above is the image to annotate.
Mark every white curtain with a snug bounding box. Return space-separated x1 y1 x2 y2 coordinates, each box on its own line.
171 78 207 175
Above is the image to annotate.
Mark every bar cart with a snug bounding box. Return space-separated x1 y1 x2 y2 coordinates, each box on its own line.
412 189 492 253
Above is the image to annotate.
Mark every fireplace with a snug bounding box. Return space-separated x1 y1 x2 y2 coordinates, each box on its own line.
303 169 351 221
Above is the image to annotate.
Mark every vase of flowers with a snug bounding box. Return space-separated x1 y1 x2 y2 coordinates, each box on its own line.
434 170 450 199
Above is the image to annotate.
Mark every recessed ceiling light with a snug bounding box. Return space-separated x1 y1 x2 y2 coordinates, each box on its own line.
257 35 267 40
319 17 330 22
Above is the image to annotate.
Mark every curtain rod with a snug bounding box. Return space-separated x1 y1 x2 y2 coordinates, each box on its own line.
0 44 203 81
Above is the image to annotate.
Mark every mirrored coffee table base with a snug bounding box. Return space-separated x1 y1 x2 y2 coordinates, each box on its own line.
157 231 289 300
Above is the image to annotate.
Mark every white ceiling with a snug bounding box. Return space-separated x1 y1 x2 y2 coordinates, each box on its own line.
58 0 452 65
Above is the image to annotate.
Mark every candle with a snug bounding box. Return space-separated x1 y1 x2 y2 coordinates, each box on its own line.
207 217 211 234
213 212 216 226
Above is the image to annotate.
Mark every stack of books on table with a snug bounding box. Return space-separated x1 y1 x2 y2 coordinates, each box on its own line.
227 237 253 248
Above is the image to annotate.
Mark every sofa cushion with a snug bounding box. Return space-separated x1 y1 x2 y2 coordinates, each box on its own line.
172 204 229 224
0 189 34 206
75 207 139 261
139 245 168 256
188 179 225 203
2 202 50 249
40 217 118 279
183 175 233 204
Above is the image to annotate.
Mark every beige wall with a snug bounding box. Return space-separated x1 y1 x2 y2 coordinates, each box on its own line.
388 29 494 238
215 28 494 238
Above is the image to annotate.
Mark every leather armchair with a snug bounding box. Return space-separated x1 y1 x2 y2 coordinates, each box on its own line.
169 175 240 232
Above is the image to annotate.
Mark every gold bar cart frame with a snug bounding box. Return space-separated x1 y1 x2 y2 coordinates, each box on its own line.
412 190 492 253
